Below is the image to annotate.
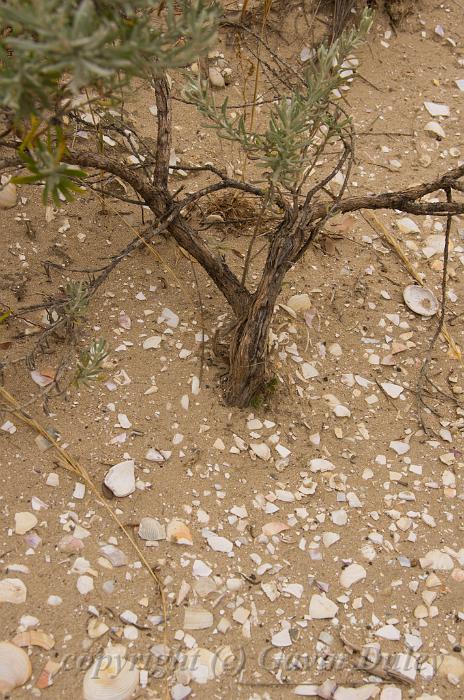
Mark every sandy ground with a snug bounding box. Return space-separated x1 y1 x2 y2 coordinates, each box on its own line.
1 2 464 699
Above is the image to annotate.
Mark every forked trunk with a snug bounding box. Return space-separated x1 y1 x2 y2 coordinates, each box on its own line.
224 294 274 408
224 222 295 407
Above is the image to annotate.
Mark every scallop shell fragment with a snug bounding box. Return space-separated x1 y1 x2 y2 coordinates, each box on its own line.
183 606 214 630
14 512 38 535
103 460 135 498
166 519 193 546
138 518 166 541
0 578 27 604
0 641 32 694
403 285 439 317
83 646 139 700
99 545 128 568
12 630 55 650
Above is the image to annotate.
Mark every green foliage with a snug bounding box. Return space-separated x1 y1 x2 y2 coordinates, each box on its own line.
0 0 219 201
73 338 109 386
185 9 373 190
0 0 219 116
13 126 87 204
57 280 91 323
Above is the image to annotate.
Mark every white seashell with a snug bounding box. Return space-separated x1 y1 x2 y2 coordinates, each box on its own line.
166 519 193 546
301 362 318 379
396 216 420 234
142 335 161 350
424 101 450 117
0 641 32 694
138 518 166 541
104 460 135 497
250 443 271 461
87 618 109 639
309 594 338 619
117 414 131 429
206 533 233 553
192 559 211 577
340 563 366 588
83 647 139 700
380 382 404 399
99 545 128 568
183 606 213 630
271 629 292 647
420 549 454 571
403 284 438 317
424 120 446 139
261 521 290 537
193 577 217 597
77 575 94 595
47 595 62 606
375 624 400 641
333 404 351 417
331 509 347 526
0 182 17 209
0 578 27 604
286 293 312 313
58 534 84 553
158 307 179 328
191 375 200 395
14 512 38 535
322 532 340 548
310 458 335 472
389 440 410 455
145 448 169 462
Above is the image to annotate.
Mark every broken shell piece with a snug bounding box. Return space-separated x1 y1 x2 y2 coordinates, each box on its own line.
103 460 135 498
0 641 32 694
396 217 420 235
380 382 404 399
420 549 454 571
166 519 193 546
0 578 27 604
183 607 213 630
310 458 335 473
12 630 55 650
77 575 94 595
14 512 38 535
424 120 446 139
99 545 128 567
271 629 292 647
424 101 450 117
403 285 439 317
309 594 338 619
250 443 271 461
83 646 139 700
340 563 367 588
87 618 109 639
286 293 312 313
142 335 161 350
262 522 290 537
181 647 228 683
35 659 61 690
138 518 166 541
58 535 84 553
